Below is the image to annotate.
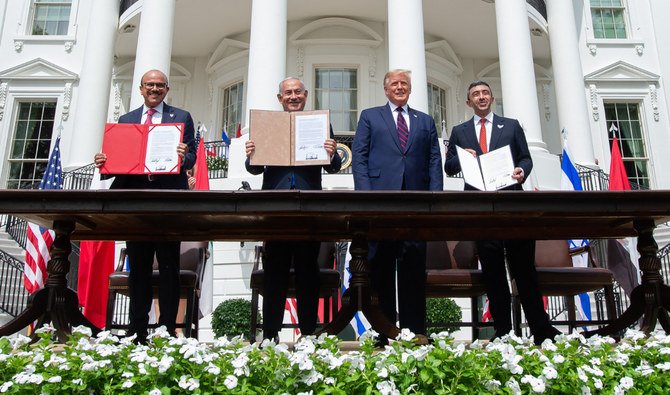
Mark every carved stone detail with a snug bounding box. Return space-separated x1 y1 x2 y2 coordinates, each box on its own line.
588 44 597 55
635 44 644 56
64 41 74 52
368 52 376 79
590 84 599 121
14 40 24 52
650 84 659 122
542 83 551 121
0 82 7 121
61 83 72 121
296 47 304 77
112 82 121 122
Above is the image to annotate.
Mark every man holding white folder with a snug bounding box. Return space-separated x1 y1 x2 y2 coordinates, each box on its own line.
444 80 560 345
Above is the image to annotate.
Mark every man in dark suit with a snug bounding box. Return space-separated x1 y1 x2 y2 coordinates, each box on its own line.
352 69 443 341
245 77 341 341
444 80 560 345
94 69 196 342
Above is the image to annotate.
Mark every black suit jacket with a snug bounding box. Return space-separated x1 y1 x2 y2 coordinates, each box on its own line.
245 126 342 190
107 104 196 190
444 114 532 191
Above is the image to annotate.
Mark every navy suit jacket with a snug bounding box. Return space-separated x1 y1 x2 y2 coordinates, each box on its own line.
245 126 342 190
109 104 196 190
352 104 443 191
444 114 532 191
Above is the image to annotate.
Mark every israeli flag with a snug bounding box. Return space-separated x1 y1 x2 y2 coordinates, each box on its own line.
342 244 370 337
561 147 592 323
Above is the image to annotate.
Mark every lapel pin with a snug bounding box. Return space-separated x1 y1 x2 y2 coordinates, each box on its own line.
169 113 175 118
497 124 503 129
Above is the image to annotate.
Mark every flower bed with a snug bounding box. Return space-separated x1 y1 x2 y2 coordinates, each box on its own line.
0 326 669 394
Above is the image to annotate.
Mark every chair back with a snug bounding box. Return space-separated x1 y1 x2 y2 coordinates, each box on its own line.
534 240 572 268
426 241 478 269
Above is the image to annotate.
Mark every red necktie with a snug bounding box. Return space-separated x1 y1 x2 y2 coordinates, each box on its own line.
479 118 487 154
145 108 156 124
396 107 409 150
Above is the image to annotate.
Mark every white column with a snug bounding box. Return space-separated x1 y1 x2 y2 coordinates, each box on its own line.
387 0 428 113
66 0 119 168
495 0 545 150
546 0 596 166
129 0 176 109
244 0 287 129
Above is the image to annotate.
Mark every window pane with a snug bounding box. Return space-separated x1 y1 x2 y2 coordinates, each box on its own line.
31 1 71 36
315 68 358 132
220 81 244 138
604 102 648 188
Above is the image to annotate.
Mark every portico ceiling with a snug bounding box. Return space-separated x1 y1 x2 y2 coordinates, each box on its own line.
115 0 550 61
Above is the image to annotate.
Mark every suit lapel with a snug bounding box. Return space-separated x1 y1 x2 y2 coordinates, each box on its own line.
381 105 403 151
162 103 174 123
463 117 481 154
406 107 419 151
489 115 505 151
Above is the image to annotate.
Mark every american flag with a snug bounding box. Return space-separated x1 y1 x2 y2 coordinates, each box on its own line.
24 136 63 294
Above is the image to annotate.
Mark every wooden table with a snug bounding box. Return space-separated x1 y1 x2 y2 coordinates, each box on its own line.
1 189 669 341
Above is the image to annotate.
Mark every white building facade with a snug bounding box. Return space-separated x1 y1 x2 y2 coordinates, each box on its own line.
1 0 669 341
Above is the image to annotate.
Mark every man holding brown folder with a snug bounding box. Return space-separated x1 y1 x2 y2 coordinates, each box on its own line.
245 77 341 341
94 69 196 343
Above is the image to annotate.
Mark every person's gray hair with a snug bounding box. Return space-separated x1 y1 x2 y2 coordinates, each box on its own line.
383 69 412 87
278 77 305 94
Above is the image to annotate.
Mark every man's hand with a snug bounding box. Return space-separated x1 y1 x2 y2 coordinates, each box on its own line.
465 148 477 157
512 167 525 183
94 153 107 169
177 143 188 160
245 140 255 157
324 139 337 157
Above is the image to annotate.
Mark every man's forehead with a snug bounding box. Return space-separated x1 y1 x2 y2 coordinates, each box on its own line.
470 85 490 94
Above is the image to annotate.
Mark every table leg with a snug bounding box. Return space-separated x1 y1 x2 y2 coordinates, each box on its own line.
317 224 400 340
584 219 670 338
0 220 99 342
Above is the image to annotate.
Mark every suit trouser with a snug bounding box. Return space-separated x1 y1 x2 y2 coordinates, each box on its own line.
475 239 551 335
369 240 427 336
126 241 181 335
262 240 321 339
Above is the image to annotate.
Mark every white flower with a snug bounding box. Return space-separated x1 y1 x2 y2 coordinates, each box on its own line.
121 372 134 378
302 370 323 386
619 376 634 390
324 377 335 385
224 375 238 389
542 365 557 380
72 378 83 385
206 363 220 375
158 355 174 374
521 375 546 393
122 380 134 389
397 328 415 342
376 380 399 395
149 389 162 395
484 380 501 391
377 366 388 378
178 375 200 391
593 378 603 389
581 386 592 395
72 325 93 337
577 367 588 383
0 382 12 393
552 354 565 364
656 362 670 371
505 378 522 395
47 376 62 383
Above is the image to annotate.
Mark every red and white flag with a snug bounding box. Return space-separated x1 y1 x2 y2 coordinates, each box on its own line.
24 136 62 294
285 299 300 335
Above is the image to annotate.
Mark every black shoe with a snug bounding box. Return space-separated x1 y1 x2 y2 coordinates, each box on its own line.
533 326 561 346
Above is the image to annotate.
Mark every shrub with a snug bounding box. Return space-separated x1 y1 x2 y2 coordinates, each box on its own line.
426 297 462 335
211 298 259 338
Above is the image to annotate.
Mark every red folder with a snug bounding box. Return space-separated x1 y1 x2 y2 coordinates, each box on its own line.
100 123 184 175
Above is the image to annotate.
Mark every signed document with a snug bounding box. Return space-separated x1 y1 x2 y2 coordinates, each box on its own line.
456 145 516 191
100 123 184 175
249 109 330 166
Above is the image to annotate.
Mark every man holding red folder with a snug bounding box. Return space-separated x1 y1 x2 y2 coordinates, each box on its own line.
94 69 196 343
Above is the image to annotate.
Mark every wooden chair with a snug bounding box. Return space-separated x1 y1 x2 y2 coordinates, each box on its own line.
249 242 340 342
512 240 618 335
105 241 209 338
425 240 491 340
